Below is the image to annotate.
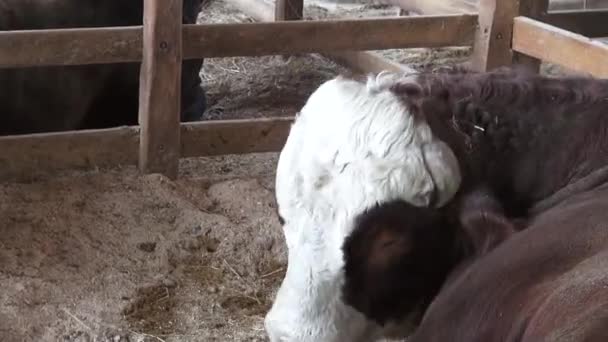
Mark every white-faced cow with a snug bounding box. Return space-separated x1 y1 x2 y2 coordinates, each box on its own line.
265 70 461 341
265 67 608 341
0 0 206 135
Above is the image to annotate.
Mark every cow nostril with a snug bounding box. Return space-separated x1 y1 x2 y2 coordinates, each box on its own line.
264 319 288 342
267 331 289 342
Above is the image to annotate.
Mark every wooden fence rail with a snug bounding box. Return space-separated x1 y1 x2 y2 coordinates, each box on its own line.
512 16 608 77
0 15 477 68
0 118 293 182
1 0 607 181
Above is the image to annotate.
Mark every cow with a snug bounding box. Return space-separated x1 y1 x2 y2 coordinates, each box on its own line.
343 74 608 341
404 179 608 341
264 67 608 341
0 0 206 135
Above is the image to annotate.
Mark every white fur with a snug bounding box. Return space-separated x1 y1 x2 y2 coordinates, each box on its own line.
264 73 461 342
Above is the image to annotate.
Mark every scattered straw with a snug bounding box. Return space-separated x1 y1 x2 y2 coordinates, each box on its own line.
260 267 284 279
222 258 244 280
128 329 167 342
222 258 262 305
62 308 93 332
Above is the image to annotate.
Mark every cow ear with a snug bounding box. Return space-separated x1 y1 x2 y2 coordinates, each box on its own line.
458 188 516 255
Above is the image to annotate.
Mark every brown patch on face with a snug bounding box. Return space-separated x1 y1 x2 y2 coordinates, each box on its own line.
368 227 412 270
341 200 462 326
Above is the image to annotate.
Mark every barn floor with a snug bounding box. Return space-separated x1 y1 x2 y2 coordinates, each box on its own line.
1 154 286 342
0 0 594 341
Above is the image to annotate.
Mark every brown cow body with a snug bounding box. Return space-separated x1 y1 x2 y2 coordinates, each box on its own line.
341 68 608 340
410 182 608 342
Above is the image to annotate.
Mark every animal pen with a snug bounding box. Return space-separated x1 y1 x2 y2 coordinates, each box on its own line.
0 0 606 182
1 0 608 340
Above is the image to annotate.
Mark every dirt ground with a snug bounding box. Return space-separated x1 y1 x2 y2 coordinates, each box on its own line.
1 155 284 342
0 1 598 341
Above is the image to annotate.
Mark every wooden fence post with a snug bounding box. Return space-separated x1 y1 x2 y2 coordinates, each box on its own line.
275 0 304 21
471 0 519 71
275 0 303 60
138 0 183 179
513 0 550 72
472 0 550 73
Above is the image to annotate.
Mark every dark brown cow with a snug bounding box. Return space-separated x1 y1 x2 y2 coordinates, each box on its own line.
340 67 608 340
408 183 608 342
0 0 206 135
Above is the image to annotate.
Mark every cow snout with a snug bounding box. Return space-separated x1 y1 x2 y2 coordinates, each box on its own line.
264 315 290 342
266 331 289 342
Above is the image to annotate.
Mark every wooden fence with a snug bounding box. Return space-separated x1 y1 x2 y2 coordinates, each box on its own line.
0 0 607 181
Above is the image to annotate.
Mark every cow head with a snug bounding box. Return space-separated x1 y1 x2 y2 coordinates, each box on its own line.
264 73 463 341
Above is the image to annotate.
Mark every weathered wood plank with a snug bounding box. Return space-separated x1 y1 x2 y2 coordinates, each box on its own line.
275 0 304 21
180 117 293 158
182 15 478 58
138 0 182 179
0 15 477 68
513 0 550 72
324 51 416 74
0 26 142 68
471 0 519 71
0 118 294 182
0 126 139 182
512 16 608 78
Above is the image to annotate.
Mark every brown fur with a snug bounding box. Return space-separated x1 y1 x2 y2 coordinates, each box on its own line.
342 200 463 326
341 67 608 340
392 66 608 216
409 184 608 342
